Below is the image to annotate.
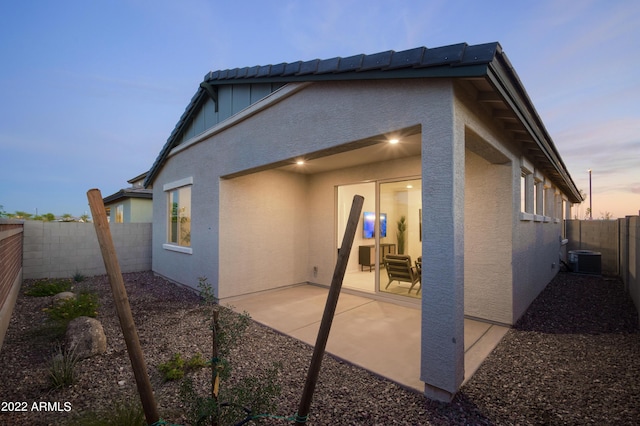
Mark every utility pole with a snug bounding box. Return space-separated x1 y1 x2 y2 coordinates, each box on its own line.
588 169 592 220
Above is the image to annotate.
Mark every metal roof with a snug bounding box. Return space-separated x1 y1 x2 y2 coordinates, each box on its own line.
102 187 153 204
144 42 582 203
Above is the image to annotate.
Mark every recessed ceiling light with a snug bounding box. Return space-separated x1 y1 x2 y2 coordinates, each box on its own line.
389 139 399 144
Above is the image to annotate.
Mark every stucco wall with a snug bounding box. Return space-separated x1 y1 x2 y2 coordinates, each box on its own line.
218 169 310 298
152 79 450 293
464 150 513 324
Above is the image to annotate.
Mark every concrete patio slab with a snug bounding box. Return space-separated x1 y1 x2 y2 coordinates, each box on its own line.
224 284 508 392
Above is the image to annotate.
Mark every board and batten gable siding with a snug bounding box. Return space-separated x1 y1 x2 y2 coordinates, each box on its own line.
179 83 286 144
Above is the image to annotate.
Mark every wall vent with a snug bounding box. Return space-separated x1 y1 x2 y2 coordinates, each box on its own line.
568 250 602 275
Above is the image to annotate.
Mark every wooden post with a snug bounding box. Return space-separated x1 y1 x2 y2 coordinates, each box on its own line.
87 189 159 425
296 195 364 424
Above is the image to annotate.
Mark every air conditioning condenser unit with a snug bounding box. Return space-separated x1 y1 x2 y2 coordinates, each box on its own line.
568 250 602 275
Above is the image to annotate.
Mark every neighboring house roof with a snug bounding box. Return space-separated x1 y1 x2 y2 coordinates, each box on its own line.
127 171 149 186
144 42 582 203
102 187 153 204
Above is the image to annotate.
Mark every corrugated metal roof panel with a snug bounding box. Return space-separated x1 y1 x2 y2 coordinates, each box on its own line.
270 62 286 76
246 65 260 78
388 47 425 69
359 50 393 70
459 42 499 65
257 65 272 77
420 43 467 67
338 54 364 72
283 61 302 76
317 57 340 74
298 59 320 75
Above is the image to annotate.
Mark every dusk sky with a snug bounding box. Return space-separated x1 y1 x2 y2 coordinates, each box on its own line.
1 0 638 219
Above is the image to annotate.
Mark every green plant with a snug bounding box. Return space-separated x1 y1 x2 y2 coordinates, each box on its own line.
24 278 71 297
49 344 78 389
45 291 99 325
396 215 407 254
177 276 280 425
158 352 209 382
72 270 86 282
66 399 145 426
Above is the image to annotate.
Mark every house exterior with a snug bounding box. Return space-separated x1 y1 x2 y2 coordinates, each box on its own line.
103 172 153 223
144 42 582 401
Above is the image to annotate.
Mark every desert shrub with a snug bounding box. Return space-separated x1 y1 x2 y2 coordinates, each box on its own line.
66 400 145 426
176 277 281 425
72 270 86 282
45 291 99 324
49 344 78 389
158 352 209 382
24 278 71 297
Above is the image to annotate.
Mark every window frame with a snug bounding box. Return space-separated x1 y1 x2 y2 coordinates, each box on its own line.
163 177 193 254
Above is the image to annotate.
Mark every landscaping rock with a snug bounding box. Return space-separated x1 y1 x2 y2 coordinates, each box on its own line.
65 316 107 359
52 291 76 305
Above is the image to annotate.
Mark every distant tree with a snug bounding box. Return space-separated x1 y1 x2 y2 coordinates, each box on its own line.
43 213 56 221
599 211 613 220
14 211 33 219
0 205 6 217
61 213 73 221
584 207 592 220
80 213 90 222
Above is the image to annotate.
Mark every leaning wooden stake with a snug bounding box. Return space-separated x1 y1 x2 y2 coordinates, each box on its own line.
87 189 159 425
296 195 364 424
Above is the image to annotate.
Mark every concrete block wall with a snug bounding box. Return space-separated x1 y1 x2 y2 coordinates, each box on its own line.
0 219 24 350
620 216 639 326
23 221 151 279
566 219 619 275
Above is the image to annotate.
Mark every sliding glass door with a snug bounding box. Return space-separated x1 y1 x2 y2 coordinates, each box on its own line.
337 178 421 299
379 178 422 299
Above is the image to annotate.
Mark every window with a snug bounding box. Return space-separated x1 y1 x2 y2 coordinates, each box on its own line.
520 158 534 220
534 176 544 218
163 177 193 252
116 205 124 223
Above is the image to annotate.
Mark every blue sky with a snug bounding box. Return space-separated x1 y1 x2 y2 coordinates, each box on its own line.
1 0 638 219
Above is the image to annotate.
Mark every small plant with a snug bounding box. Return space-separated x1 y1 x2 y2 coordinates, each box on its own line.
45 291 99 325
66 399 145 426
24 278 71 297
158 352 209 382
49 344 78 389
72 270 86 282
178 276 280 425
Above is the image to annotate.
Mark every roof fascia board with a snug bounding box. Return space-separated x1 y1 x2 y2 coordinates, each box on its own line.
486 60 582 203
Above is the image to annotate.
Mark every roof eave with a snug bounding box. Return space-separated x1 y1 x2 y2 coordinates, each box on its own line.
485 54 583 203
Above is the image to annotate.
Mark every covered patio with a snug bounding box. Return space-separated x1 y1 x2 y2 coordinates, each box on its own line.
223 284 509 391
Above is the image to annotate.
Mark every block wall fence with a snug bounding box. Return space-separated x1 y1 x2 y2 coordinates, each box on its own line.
22 221 152 279
566 217 640 325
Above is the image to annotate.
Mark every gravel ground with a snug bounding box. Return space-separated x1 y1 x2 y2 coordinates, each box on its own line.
0 271 638 425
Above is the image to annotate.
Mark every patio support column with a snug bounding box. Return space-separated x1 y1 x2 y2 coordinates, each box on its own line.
420 86 465 402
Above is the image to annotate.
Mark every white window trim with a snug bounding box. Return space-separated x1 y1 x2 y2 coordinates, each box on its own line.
164 176 193 192
164 177 194 253
162 243 193 254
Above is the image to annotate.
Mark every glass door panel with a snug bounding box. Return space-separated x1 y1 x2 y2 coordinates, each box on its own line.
338 182 376 293
378 178 422 299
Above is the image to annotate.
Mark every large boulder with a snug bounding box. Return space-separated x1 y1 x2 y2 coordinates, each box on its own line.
53 292 76 305
65 316 107 359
